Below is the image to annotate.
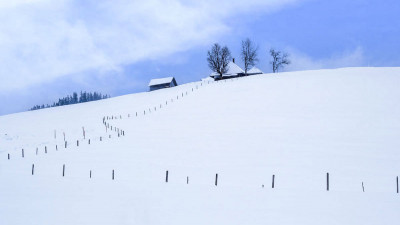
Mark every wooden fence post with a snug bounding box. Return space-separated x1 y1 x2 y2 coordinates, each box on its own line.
65 141 67 148
187 176 189 184
272 174 275 188
88 139 90 144
327 173 330 191
100 137 102 141
36 148 38 155
112 170 115 180
56 145 58 150
32 164 34 175
215 173 218 186
397 176 399 194
166 170 169 183
63 164 65 177
22 149 24 158
8 154 10 160
362 182 365 192
77 140 79 146
90 170 92 178
45 146 47 154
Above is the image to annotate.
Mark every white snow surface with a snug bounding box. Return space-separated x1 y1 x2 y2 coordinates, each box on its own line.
224 61 244 76
148 77 175 86
1 67 400 225
248 66 263 74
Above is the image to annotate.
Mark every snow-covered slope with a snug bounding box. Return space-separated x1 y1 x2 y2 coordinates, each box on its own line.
1 67 400 225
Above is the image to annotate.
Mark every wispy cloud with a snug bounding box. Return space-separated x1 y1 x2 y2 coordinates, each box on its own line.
0 0 299 93
286 47 365 71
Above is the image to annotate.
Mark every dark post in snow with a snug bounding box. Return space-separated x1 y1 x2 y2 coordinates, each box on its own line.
22 149 24 158
56 145 58 151
215 173 218 186
8 154 10 160
362 182 365 192
32 164 34 175
397 176 399 194
327 173 330 191
77 140 79 146
272 174 275 188
88 139 90 145
187 176 189 184
112 170 115 180
90 170 92 179
45 146 47 154
63 164 65 177
166 170 169 183
65 141 67 148
100 137 102 141
36 148 38 155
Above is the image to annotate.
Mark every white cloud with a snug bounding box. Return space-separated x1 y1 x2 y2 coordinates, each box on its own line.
0 0 299 92
286 47 365 71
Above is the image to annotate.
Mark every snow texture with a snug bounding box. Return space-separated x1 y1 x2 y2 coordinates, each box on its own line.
148 77 175 86
1 67 400 225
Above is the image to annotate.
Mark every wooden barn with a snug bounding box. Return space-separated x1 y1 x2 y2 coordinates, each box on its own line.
148 77 178 91
209 58 245 80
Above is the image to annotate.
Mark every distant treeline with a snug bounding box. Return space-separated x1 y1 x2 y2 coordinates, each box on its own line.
30 91 109 111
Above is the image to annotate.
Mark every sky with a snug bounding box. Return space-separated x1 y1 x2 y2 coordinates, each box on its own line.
0 0 399 115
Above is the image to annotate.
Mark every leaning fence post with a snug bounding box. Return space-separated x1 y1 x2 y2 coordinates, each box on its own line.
272 174 275 188
166 170 169 183
215 173 218 186
327 173 330 191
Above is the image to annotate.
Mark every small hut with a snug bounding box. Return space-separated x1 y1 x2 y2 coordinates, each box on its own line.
247 67 263 75
148 77 178 91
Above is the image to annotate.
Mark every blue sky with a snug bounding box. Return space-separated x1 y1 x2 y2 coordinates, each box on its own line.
0 0 399 115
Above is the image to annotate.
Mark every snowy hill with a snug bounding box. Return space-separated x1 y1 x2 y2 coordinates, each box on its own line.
1 67 400 225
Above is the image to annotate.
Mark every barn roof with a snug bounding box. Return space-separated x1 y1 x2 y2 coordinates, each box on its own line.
224 62 245 76
248 66 263 74
209 62 245 78
148 77 177 86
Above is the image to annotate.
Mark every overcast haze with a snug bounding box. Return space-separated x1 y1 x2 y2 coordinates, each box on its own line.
0 0 399 115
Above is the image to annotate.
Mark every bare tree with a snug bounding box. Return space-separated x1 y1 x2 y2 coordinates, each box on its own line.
207 43 232 77
241 38 258 75
270 48 290 73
